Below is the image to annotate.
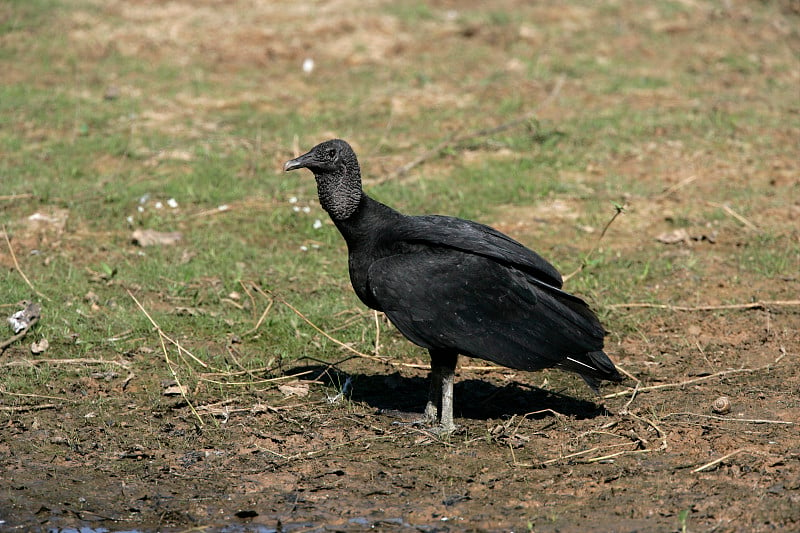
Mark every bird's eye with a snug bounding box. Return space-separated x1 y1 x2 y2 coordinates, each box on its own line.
326 149 337 160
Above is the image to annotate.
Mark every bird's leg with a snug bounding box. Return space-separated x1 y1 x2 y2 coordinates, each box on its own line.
422 375 441 424
424 349 458 432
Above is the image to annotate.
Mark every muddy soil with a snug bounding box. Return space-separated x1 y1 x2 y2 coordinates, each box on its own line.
2 309 798 532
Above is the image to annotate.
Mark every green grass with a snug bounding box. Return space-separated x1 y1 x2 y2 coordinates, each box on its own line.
1 0 798 399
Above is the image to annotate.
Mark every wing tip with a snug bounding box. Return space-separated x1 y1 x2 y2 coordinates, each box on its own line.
565 350 624 391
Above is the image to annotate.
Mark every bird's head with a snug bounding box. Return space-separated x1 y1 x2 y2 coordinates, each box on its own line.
284 139 362 221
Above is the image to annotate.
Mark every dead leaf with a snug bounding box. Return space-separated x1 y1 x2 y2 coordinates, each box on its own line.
163 384 187 396
656 228 718 245
278 381 310 398
132 229 182 247
656 228 691 244
30 338 49 354
26 208 69 233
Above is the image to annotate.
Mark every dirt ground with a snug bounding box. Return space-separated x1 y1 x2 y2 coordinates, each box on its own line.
2 0 799 532
2 330 798 532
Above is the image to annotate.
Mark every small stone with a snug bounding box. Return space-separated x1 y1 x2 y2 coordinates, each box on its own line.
31 338 49 354
104 86 120 100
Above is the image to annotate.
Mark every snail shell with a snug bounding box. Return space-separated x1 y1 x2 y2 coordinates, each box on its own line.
712 396 731 414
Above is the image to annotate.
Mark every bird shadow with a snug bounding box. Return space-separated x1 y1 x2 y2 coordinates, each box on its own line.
284 363 610 422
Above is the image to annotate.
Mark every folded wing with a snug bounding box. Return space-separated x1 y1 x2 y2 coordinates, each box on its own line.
368 249 613 380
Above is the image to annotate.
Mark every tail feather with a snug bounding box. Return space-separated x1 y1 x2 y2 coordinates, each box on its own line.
559 350 623 393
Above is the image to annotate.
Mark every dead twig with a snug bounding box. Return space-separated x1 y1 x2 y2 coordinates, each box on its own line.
620 381 640 412
0 389 78 403
536 441 641 466
157 328 204 426
624 411 668 451
239 279 258 322
693 448 748 473
663 412 794 425
607 349 787 401
0 193 34 201
0 403 60 412
242 297 274 337
376 76 565 184
658 175 698 198
378 131 459 184
127 289 205 426
706 201 760 232
275 293 387 363
0 357 130 369
256 286 526 373
583 447 653 463
199 370 315 387
3 226 49 301
603 365 775 400
607 300 800 312
127 289 212 370
563 202 626 283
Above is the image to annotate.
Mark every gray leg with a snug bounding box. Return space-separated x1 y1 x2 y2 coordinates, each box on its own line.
426 349 458 432
423 371 441 424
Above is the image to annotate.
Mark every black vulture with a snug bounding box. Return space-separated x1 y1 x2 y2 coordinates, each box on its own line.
284 139 622 432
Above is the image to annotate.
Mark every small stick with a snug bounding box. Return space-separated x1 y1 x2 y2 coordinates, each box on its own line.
0 193 34 201
615 365 639 382
127 289 208 425
625 411 668 451
603 366 771 399
199 370 315 386
242 297 274 337
541 446 603 465
663 413 794 425
0 403 59 412
706 201 760 232
263 288 524 372
620 381 640 412
199 364 280 378
658 175 697 198
2 226 49 301
158 330 204 427
379 131 459 183
239 279 258 321
187 204 232 218
1 357 129 369
0 390 77 403
127 289 210 369
563 203 626 283
275 294 386 363
607 300 800 311
693 448 747 473
584 447 652 463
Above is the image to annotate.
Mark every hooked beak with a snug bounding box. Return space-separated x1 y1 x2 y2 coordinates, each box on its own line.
283 151 314 172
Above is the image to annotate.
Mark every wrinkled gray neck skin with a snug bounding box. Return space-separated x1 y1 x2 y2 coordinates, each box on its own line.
314 154 362 221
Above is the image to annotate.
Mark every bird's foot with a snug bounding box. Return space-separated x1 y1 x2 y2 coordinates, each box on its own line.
421 400 439 425
425 421 457 436
388 416 457 436
407 400 456 435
